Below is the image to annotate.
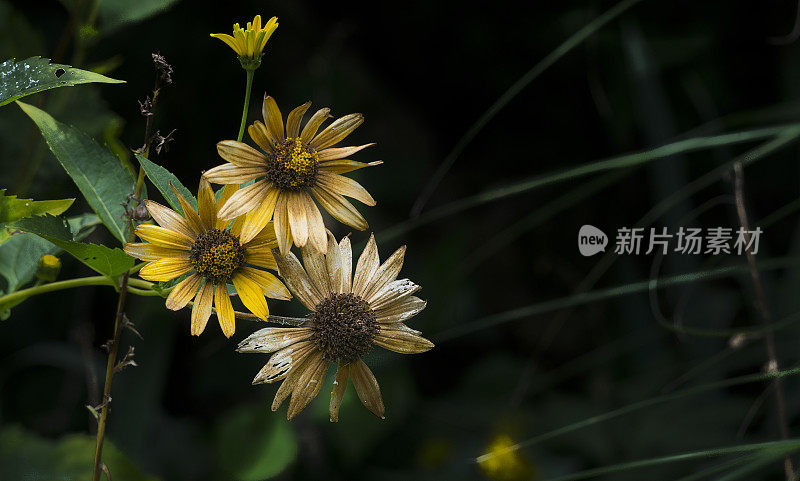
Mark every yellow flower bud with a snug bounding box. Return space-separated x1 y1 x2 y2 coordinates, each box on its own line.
36 254 61 283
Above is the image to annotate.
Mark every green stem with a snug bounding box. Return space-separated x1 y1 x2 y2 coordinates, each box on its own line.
0 276 155 308
237 69 255 142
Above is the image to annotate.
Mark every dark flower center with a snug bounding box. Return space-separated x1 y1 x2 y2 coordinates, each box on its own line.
309 293 377 362
265 137 320 191
189 229 246 283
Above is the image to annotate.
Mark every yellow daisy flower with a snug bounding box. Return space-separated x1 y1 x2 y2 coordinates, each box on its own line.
237 232 433 421
124 178 291 338
204 95 382 254
210 15 279 61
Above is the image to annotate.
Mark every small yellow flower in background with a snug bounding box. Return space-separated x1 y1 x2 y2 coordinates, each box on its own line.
204 95 382 254
477 434 537 481
124 178 291 338
210 15 279 66
237 232 432 421
36 254 61 282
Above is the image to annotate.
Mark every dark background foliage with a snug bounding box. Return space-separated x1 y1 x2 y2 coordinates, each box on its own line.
3 0 800 479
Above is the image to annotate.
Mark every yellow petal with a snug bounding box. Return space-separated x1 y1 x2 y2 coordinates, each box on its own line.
363 245 406 302
240 266 292 301
270 251 321 310
232 272 270 319
302 192 327 254
170 183 203 232
374 296 427 324
197 177 218 229
216 140 268 168
352 233 379 297
316 172 376 206
240 187 279 243
238 328 313 354
339 235 353 294
301 243 331 297
285 101 312 139
216 179 269 221
311 185 368 231
309 113 363 151
374 328 434 354
144 200 197 239
287 354 329 420
216 184 240 230
329 362 350 422
204 163 264 184
324 231 343 293
286 191 309 247
191 281 214 335
214 282 236 338
248 121 276 152
300 107 330 141
262 95 285 142
273 193 292 255
244 223 279 250
317 143 375 161
245 248 278 270
252 341 315 384
318 159 383 175
124 242 187 262
272 352 314 412
165 274 202 310
350 359 385 419
135 224 193 250
139 258 192 282
369 279 422 311
210 33 240 53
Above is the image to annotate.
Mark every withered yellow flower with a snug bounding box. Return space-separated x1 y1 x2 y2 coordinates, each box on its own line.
204 95 382 254
124 178 291 338
210 15 279 61
237 232 432 421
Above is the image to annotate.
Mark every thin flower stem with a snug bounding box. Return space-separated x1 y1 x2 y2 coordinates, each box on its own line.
732 161 794 480
92 273 129 481
93 55 167 481
237 68 255 142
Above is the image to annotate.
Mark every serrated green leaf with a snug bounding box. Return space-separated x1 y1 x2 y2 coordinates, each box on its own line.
18 100 134 242
0 189 74 223
136 154 197 212
13 214 133 278
0 56 124 107
216 404 297 481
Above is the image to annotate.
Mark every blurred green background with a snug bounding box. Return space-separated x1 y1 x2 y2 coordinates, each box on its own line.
4 0 800 479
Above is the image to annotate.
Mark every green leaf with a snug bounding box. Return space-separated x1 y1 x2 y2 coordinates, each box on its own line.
0 188 74 223
136 154 197 212
216 404 297 481
13 214 133 278
0 425 158 481
97 0 179 32
0 214 98 293
18 100 134 242
0 56 124 107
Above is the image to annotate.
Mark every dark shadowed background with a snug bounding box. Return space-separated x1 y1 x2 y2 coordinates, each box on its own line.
3 0 800 480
